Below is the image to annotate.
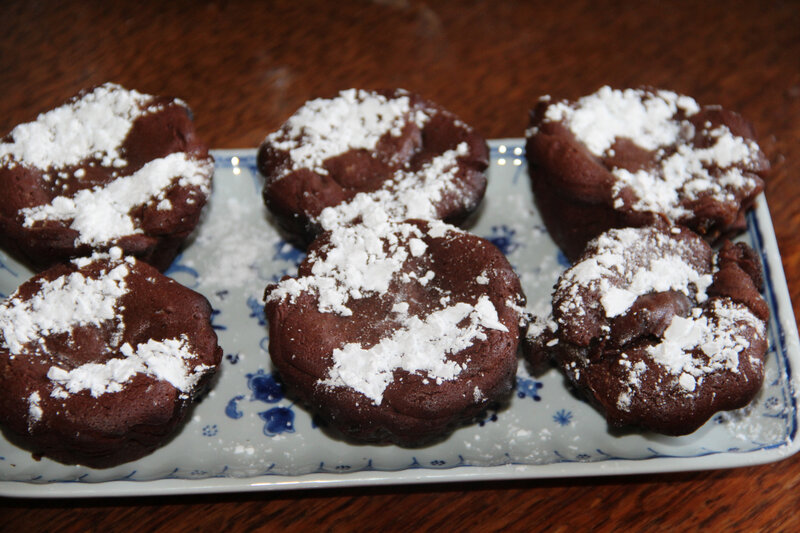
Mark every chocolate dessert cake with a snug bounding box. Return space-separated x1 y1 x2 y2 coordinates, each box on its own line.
264 214 525 446
0 249 222 468
526 86 769 260
258 88 488 244
0 83 214 271
524 225 769 435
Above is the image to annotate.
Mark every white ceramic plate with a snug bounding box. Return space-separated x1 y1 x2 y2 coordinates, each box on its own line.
1 139 798 498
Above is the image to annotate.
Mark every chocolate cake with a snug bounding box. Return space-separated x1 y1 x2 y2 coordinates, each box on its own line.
0 83 214 271
524 225 769 435
0 249 223 468
258 88 489 244
264 215 525 446
526 86 769 260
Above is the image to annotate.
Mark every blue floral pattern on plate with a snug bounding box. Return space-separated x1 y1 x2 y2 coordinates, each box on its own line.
1 141 798 497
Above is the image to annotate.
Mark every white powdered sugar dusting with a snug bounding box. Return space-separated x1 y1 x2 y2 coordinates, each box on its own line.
21 152 212 246
558 227 713 320
544 86 700 155
612 125 761 219
616 358 647 410
315 142 469 230
267 89 429 179
27 391 43 425
267 209 428 316
320 295 508 405
647 299 765 392
48 336 209 398
0 83 152 169
0 262 129 355
543 86 761 220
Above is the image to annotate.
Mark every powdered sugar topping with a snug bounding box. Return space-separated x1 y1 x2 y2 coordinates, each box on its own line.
315 142 470 230
48 336 209 398
557 227 713 321
266 211 428 316
542 86 762 220
321 295 508 405
0 261 130 355
647 299 765 393
20 152 212 246
266 89 430 179
0 83 153 170
0 254 211 400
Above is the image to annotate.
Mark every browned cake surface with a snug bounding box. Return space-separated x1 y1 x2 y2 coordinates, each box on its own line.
265 219 524 445
526 87 769 260
258 89 488 244
526 225 769 435
0 253 222 468
0 84 213 271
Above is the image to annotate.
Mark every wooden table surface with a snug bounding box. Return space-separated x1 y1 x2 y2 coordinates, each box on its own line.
2 0 799 530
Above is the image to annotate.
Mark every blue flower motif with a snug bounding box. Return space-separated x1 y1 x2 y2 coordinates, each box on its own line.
247 369 284 403
556 250 571 268
259 407 295 436
486 225 521 256
430 459 446 466
259 336 270 353
478 411 499 427
210 308 227 331
272 240 305 265
202 424 218 437
225 353 240 364
164 253 200 287
0 256 17 277
225 395 245 419
247 296 267 326
765 396 780 409
553 409 573 426
575 454 591 462
517 377 543 401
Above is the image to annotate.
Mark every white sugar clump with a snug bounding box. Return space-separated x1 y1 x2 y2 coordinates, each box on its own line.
315 142 469 231
267 89 430 179
266 209 435 316
0 262 129 355
48 336 209 398
321 295 508 405
544 86 700 155
616 359 647 410
0 83 153 169
27 391 43 425
647 299 765 392
20 152 212 246
612 126 761 219
558 227 713 320
544 86 761 220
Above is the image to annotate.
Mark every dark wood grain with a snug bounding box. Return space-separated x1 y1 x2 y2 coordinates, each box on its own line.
2 0 800 530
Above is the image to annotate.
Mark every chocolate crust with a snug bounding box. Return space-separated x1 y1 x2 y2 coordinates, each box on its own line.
0 85 213 272
258 89 489 246
526 88 769 261
264 220 524 446
0 255 223 468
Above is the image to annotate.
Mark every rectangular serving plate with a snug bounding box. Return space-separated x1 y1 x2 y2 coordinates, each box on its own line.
1 139 798 498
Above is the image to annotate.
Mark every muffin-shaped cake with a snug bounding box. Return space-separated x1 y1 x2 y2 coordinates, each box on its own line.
258 88 489 244
526 86 769 260
0 249 222 468
264 213 524 446
0 83 214 271
524 225 769 435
